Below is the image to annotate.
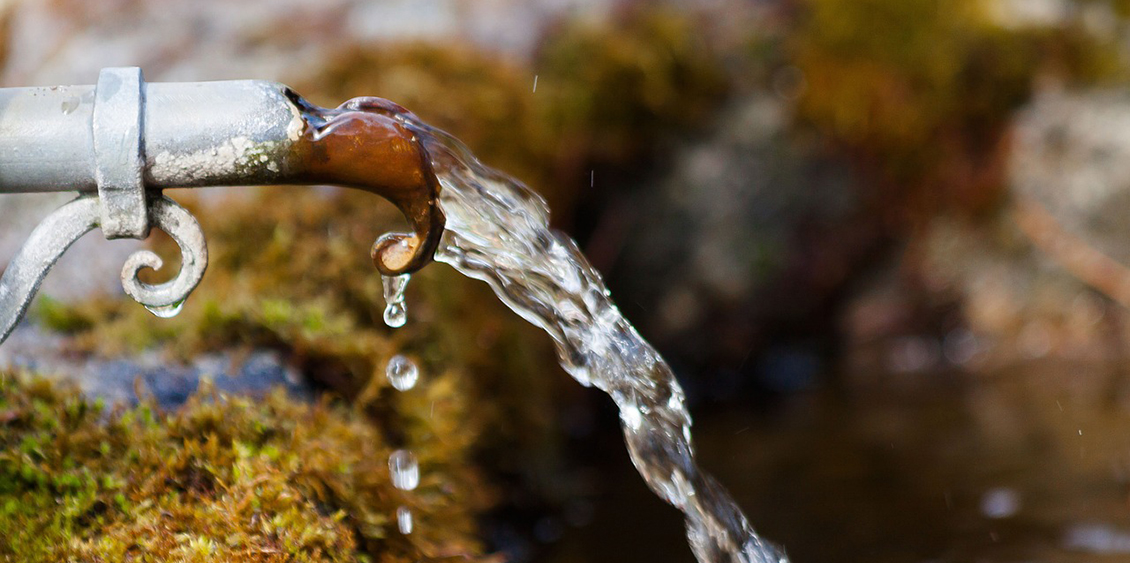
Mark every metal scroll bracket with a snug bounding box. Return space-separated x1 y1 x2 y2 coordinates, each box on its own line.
0 68 208 344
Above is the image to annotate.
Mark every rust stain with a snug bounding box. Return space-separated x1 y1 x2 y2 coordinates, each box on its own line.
289 94 445 276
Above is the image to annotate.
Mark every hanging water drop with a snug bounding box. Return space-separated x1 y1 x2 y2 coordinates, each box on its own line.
396 505 413 534
145 299 185 319
382 273 410 328
386 354 419 391
383 302 407 328
388 449 419 491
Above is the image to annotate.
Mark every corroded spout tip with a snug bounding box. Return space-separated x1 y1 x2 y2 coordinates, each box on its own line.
290 94 445 276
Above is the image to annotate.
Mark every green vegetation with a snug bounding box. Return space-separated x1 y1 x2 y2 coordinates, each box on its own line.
791 0 1126 222
0 373 494 562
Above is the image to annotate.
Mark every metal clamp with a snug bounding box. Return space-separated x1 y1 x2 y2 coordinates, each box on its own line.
93 67 149 239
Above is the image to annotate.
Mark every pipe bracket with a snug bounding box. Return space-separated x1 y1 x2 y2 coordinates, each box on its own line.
0 194 208 344
93 66 149 239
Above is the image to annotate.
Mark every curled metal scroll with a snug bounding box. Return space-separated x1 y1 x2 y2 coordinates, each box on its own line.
0 193 208 343
120 195 208 316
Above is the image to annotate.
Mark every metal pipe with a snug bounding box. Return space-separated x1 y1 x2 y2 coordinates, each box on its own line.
0 85 97 193
0 67 446 345
0 79 303 193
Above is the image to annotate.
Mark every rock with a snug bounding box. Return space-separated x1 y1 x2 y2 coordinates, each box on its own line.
0 324 310 408
840 89 1130 375
1011 89 1130 265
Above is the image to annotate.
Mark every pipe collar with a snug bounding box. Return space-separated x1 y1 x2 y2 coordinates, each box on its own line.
93 67 148 239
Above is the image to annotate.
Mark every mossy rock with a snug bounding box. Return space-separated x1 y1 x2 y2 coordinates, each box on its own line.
0 372 496 562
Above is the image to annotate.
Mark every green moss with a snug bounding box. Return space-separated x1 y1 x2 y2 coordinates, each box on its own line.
534 8 728 160
34 295 96 333
0 372 494 562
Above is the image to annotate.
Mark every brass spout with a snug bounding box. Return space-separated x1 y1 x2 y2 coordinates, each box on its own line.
287 95 445 276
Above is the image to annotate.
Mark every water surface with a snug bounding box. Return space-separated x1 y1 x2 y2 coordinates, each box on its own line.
548 361 1130 562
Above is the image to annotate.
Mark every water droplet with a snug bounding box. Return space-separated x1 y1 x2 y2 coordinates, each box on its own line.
396 505 413 534
382 274 410 328
383 302 407 328
388 449 419 491
385 355 419 391
145 300 185 319
61 97 79 115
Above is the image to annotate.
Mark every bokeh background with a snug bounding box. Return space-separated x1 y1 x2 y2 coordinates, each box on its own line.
4 0 1130 561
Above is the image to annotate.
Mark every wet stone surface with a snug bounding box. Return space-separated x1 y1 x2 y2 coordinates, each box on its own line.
0 324 311 408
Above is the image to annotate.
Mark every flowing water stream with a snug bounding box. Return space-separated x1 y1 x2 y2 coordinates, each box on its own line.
295 94 784 561
370 110 787 562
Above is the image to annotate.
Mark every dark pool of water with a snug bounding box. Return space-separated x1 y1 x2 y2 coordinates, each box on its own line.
544 360 1130 562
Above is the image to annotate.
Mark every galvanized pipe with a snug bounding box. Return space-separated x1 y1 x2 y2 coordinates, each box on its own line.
0 67 445 346
0 78 303 193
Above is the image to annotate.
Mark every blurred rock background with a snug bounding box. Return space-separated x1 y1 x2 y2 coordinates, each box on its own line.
5 0 1130 561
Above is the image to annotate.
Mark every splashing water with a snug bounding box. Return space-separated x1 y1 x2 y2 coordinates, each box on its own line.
386 354 419 391
382 273 410 328
375 113 787 562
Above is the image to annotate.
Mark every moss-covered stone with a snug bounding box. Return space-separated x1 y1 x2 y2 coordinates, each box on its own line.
0 372 494 562
31 182 578 547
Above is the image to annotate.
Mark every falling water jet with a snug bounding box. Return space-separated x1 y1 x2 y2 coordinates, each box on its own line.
299 98 788 563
